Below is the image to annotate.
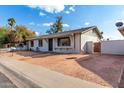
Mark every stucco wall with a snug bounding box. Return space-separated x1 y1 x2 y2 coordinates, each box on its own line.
81 30 100 53
101 40 124 55
74 33 81 53
28 29 100 53
38 39 48 51
86 41 94 54
50 33 81 53
29 40 38 51
29 39 48 51
53 35 77 53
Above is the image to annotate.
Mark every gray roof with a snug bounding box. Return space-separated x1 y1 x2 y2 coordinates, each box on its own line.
27 26 102 40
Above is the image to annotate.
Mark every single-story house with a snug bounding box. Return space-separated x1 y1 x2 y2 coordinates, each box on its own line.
26 26 102 54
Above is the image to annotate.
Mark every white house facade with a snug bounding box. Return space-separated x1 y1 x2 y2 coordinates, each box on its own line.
26 26 102 54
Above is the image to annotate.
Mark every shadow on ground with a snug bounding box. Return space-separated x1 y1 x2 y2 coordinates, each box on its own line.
14 51 69 58
75 54 124 87
8 51 124 87
15 51 57 58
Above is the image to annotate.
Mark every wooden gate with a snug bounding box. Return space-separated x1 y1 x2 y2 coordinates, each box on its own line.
94 42 101 52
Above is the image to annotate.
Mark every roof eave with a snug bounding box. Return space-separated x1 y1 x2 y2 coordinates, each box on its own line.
26 26 102 41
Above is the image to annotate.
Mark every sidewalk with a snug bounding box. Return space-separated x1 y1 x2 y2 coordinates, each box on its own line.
0 56 105 88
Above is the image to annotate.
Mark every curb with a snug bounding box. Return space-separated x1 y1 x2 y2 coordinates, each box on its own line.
0 62 41 88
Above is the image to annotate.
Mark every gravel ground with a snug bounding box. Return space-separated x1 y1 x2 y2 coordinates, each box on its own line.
2 51 124 87
0 71 16 88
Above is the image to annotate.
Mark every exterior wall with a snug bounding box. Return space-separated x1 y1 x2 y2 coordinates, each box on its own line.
29 39 48 51
53 34 76 53
16 45 28 51
101 40 124 55
74 33 81 53
29 40 39 51
27 30 100 53
53 34 80 53
86 41 94 54
38 39 48 52
81 30 100 53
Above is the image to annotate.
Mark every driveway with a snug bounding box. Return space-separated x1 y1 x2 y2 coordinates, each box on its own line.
2 51 124 87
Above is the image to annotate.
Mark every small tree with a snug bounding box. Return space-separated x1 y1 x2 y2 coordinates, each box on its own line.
6 30 17 44
46 23 57 34
55 16 63 33
46 16 63 34
15 25 36 43
0 27 9 47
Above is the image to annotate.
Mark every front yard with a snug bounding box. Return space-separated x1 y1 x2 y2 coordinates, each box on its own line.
1 51 124 87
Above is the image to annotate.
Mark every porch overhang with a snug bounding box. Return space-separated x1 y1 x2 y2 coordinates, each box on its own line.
41 33 76 39
26 26 102 41
27 32 80 41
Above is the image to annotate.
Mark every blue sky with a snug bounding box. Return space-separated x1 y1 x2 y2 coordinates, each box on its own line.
0 5 124 40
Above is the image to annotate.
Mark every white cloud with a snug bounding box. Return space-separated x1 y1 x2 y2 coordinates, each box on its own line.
28 5 65 13
64 6 75 14
64 11 70 14
36 24 42 27
84 22 90 26
29 22 35 25
63 24 69 27
39 12 46 16
122 11 124 15
42 22 69 27
69 6 75 12
42 22 53 26
28 5 38 9
35 32 40 36
115 19 124 24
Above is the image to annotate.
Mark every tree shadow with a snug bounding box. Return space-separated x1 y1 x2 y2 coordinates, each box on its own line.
75 54 124 87
14 51 72 58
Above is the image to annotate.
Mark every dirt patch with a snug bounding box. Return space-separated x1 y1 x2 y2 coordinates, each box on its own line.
66 57 77 60
2 51 124 87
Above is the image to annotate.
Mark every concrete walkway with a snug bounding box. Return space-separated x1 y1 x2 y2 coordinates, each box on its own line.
0 56 104 88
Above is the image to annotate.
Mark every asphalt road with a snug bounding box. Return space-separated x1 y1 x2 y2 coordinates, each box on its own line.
0 72 16 88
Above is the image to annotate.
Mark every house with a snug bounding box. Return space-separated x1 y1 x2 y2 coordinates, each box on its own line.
26 26 102 54
118 26 124 36
115 22 124 36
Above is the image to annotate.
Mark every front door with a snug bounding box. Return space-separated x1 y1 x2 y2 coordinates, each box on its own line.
48 39 53 51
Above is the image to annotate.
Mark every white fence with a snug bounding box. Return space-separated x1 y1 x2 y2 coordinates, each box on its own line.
101 40 124 55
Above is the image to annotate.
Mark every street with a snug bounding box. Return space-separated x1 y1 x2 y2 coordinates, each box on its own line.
0 71 16 88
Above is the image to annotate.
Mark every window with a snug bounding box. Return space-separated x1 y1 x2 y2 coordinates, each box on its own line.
39 39 43 47
31 41 34 47
58 37 71 46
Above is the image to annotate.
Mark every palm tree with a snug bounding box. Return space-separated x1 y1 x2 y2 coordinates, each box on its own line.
8 18 16 31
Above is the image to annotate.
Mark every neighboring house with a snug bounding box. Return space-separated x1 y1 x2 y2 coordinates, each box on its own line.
26 26 102 54
118 26 124 36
